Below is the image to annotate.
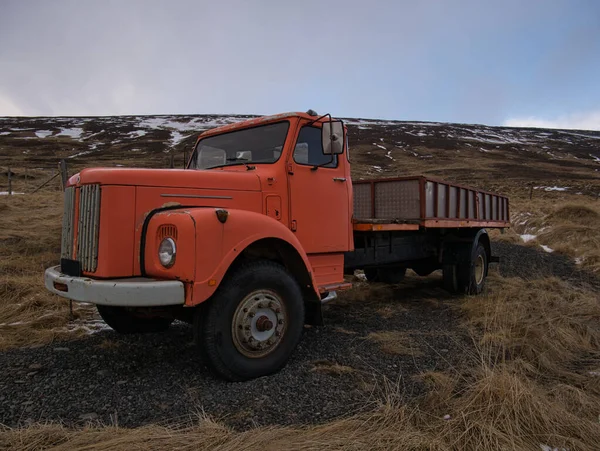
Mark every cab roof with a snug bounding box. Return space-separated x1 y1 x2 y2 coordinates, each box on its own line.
199 111 334 138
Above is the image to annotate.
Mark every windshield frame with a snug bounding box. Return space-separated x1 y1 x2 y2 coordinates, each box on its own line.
190 120 290 170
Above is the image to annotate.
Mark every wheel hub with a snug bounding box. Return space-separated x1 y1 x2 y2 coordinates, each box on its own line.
474 254 485 285
232 290 286 358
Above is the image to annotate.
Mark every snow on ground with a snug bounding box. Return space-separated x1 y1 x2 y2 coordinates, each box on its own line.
170 131 191 147
373 142 387 150
342 119 399 126
137 116 247 133
59 318 113 335
57 127 84 139
128 130 147 138
590 154 600 163
539 444 568 451
520 234 537 243
69 143 98 159
0 191 25 195
534 186 569 192
35 130 53 138
540 245 554 253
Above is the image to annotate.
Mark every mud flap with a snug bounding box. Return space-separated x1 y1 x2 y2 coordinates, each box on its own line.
304 299 324 326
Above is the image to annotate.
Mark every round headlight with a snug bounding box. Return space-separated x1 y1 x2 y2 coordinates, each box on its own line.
158 237 176 268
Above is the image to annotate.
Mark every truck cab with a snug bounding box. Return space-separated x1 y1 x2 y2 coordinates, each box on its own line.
45 110 509 381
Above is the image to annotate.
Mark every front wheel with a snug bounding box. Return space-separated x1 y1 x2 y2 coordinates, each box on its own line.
197 260 305 381
96 305 174 334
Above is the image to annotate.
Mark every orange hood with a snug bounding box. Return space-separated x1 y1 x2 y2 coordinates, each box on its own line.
71 167 262 191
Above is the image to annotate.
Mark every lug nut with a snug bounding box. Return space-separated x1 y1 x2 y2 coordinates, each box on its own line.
278 319 284 325
245 325 250 330
243 308 248 313
275 331 281 337
257 303 263 308
249 312 255 318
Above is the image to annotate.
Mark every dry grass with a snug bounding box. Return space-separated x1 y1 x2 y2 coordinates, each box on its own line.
310 359 355 376
367 331 423 356
463 273 600 378
1 174 600 449
510 201 600 272
0 191 95 350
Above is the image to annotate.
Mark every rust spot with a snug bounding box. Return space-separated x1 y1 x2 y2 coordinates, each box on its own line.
161 202 182 209
256 316 274 332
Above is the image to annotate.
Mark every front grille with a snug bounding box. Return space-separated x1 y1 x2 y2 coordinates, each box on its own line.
60 187 76 259
76 184 101 272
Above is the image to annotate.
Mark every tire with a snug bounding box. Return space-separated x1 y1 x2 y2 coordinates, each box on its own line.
363 267 379 282
363 266 406 284
198 260 305 381
443 243 488 295
442 264 459 293
97 305 174 334
459 243 488 295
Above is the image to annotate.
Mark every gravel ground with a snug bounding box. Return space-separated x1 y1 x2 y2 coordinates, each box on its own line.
0 279 467 429
1 242 596 430
492 241 600 290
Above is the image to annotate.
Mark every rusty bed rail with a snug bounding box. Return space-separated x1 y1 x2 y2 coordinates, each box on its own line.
353 176 510 229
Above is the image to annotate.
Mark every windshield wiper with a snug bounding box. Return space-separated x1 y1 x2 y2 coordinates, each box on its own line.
227 157 256 170
207 158 255 170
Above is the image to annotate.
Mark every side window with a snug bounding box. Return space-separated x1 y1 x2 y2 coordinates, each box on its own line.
293 126 337 168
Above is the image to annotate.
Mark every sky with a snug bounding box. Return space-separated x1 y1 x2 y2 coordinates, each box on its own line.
0 0 599 130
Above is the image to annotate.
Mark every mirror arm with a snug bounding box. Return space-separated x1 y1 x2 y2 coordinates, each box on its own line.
306 113 331 127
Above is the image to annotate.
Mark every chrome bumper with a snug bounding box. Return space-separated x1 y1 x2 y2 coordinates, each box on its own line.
44 266 185 307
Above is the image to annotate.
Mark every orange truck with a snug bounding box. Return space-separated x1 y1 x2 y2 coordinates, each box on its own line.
45 111 510 381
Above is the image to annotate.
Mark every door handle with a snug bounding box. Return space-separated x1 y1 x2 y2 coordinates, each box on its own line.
333 177 347 182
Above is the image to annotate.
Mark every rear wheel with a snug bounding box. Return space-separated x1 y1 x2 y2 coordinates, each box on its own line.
197 260 305 381
363 266 406 284
443 242 488 294
97 305 174 334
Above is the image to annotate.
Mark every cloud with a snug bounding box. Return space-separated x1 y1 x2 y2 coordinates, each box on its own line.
0 94 25 116
503 111 600 131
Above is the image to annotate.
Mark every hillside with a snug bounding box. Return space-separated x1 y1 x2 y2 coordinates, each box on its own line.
1 114 600 450
1 114 599 199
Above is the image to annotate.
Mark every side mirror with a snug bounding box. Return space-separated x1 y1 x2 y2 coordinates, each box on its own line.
322 120 344 155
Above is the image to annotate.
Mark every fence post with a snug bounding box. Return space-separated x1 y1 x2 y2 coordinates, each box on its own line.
7 167 12 195
169 154 175 169
529 184 533 200
59 160 68 190
183 151 187 168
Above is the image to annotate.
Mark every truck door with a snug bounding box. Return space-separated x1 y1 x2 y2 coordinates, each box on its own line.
287 124 351 254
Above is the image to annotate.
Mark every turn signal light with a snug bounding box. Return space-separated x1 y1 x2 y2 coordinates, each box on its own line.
53 282 69 292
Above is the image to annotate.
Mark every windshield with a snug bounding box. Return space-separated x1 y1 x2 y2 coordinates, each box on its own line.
192 122 289 169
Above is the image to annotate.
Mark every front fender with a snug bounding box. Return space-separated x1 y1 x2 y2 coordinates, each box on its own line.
187 208 319 306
